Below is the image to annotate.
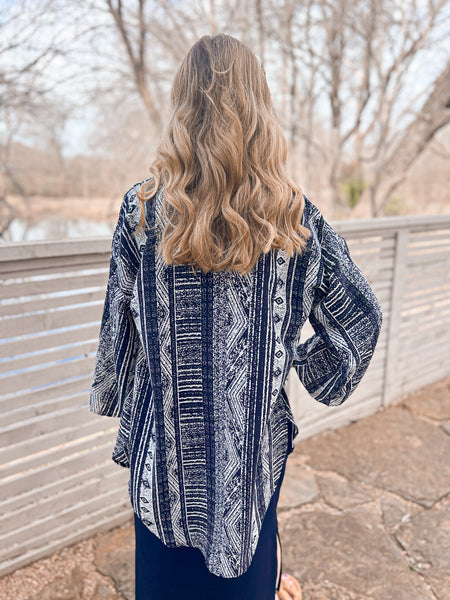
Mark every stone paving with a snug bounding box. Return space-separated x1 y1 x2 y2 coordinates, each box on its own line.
277 377 450 600
1 377 449 600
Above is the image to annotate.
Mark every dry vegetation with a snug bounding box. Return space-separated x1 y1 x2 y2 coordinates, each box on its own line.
1 0 449 240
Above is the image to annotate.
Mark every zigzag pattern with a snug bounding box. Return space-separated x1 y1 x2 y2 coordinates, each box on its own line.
293 204 383 406
89 179 383 578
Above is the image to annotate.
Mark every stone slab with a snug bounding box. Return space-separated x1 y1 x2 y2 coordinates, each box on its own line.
440 420 450 435
93 524 134 600
278 506 433 600
315 472 375 510
394 496 450 600
379 494 423 530
28 565 84 600
279 461 319 510
297 406 450 507
402 378 450 421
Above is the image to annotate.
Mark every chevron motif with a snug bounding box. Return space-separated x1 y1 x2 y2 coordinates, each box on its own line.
89 178 383 578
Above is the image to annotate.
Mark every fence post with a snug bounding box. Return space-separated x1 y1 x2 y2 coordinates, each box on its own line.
382 227 408 406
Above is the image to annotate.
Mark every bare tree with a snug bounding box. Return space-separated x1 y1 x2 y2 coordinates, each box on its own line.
0 0 62 238
3 0 449 241
269 0 450 215
364 59 450 215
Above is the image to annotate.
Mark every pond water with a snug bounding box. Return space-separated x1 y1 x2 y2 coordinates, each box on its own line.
4 217 115 242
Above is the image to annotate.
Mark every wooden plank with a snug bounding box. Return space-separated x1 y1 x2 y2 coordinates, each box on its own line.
0 504 132 578
1 261 109 280
0 493 131 562
408 244 450 255
334 213 448 236
408 232 450 244
344 255 394 274
398 361 449 396
400 297 450 317
406 251 450 266
0 261 109 281
402 289 450 309
397 322 450 346
0 460 119 513
1 303 102 338
397 352 450 375
404 276 450 293
399 339 450 370
0 469 128 535
345 237 395 253
1 340 98 373
397 341 450 368
400 306 450 327
0 426 118 487
2 339 99 373
0 271 108 300
0 375 92 413
398 316 450 338
342 258 394 277
0 238 111 262
400 306 450 322
295 396 382 441
0 354 96 397
0 442 115 501
0 288 105 318
0 324 100 360
370 280 392 294
0 253 109 276
0 389 90 427
0 414 116 462
0 386 101 446
383 229 408 406
404 262 450 277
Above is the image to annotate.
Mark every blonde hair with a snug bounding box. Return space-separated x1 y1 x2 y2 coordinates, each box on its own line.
136 33 311 275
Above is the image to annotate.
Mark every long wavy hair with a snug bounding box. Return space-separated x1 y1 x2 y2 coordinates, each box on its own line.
136 33 311 275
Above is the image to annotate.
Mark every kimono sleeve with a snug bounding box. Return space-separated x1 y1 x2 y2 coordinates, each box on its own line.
292 214 383 406
89 189 141 417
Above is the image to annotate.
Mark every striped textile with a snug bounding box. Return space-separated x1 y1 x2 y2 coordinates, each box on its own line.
89 179 383 578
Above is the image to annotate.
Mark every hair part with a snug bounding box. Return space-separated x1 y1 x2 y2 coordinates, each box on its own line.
136 33 311 275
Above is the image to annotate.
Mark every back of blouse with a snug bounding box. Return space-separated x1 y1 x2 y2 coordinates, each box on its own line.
89 178 383 578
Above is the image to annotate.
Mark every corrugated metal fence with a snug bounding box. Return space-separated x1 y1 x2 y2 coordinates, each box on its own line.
1 213 449 576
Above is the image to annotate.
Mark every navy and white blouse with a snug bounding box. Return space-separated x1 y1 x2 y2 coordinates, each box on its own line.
89 179 383 578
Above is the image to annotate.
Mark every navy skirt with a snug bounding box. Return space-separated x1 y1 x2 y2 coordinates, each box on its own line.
134 422 292 600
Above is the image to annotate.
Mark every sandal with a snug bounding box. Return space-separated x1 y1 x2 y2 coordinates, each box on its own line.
275 530 302 600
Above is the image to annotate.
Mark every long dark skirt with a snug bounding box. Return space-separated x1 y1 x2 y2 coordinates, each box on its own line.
134 423 292 600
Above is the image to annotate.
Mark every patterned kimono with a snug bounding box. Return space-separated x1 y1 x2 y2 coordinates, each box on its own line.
89 179 383 577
